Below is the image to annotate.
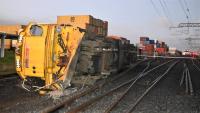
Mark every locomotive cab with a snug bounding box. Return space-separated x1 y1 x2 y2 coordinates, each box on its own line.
15 23 86 91
20 25 46 78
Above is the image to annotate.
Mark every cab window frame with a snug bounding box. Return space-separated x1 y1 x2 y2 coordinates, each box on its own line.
29 25 43 36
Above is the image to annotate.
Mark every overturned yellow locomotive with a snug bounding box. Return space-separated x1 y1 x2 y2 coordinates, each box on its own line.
15 15 134 92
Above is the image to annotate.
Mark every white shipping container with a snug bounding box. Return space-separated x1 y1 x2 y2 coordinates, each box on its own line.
12 40 17 48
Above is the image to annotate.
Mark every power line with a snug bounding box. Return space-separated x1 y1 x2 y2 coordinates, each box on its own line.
183 0 192 18
178 0 189 22
162 0 171 18
158 0 173 25
178 0 190 34
150 0 162 17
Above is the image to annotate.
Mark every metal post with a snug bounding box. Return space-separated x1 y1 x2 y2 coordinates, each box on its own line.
0 34 6 58
154 39 156 58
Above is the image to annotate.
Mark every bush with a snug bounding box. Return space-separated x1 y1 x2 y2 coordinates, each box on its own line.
0 50 15 64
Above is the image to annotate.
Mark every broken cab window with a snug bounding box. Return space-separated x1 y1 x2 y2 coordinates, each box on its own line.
30 25 43 36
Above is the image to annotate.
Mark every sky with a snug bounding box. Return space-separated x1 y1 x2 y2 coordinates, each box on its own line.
0 0 200 50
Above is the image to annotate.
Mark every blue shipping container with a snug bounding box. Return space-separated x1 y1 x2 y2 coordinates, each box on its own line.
149 40 155 44
144 40 150 45
156 43 160 48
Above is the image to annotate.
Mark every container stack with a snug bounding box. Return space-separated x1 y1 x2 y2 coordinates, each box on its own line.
140 37 149 45
139 37 171 56
139 37 155 56
57 15 108 37
155 40 169 56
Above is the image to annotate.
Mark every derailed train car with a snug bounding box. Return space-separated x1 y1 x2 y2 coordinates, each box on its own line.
15 15 137 92
105 36 136 71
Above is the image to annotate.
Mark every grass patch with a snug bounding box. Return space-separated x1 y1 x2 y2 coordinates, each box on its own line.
0 50 15 64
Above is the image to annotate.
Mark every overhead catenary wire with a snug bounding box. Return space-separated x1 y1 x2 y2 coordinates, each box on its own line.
174 0 191 37
162 0 171 19
150 0 162 17
183 0 192 18
150 0 173 26
178 0 189 22
158 0 173 25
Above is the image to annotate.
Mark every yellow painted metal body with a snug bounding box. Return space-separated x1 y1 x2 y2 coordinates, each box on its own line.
15 23 85 90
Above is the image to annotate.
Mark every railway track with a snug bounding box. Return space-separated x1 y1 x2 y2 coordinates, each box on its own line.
0 74 18 82
191 59 200 72
39 59 178 113
39 59 149 113
187 59 200 95
124 61 178 113
130 59 200 113
65 60 178 113
1 59 199 113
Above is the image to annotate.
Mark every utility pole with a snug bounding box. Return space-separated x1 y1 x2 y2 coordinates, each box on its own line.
0 34 6 58
154 39 157 58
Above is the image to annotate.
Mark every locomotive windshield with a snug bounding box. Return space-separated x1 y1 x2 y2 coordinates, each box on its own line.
30 25 43 36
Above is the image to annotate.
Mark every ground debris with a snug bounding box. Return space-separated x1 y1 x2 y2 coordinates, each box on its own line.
47 87 78 100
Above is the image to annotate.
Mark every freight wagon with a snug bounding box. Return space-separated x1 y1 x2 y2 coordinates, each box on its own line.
182 50 198 58
168 48 182 57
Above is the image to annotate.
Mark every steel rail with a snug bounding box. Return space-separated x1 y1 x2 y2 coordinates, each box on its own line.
39 60 146 113
103 61 151 113
64 59 174 113
187 68 194 95
0 76 18 82
191 59 200 72
185 61 194 95
125 60 178 113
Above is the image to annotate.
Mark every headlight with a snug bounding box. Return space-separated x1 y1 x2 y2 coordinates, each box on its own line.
16 59 20 68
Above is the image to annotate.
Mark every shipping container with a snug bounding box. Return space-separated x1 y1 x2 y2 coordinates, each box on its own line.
156 43 161 48
0 39 11 49
12 40 17 48
0 25 23 35
140 37 149 41
149 40 155 44
57 15 108 37
57 15 93 28
145 45 154 50
156 48 166 56
169 48 182 56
